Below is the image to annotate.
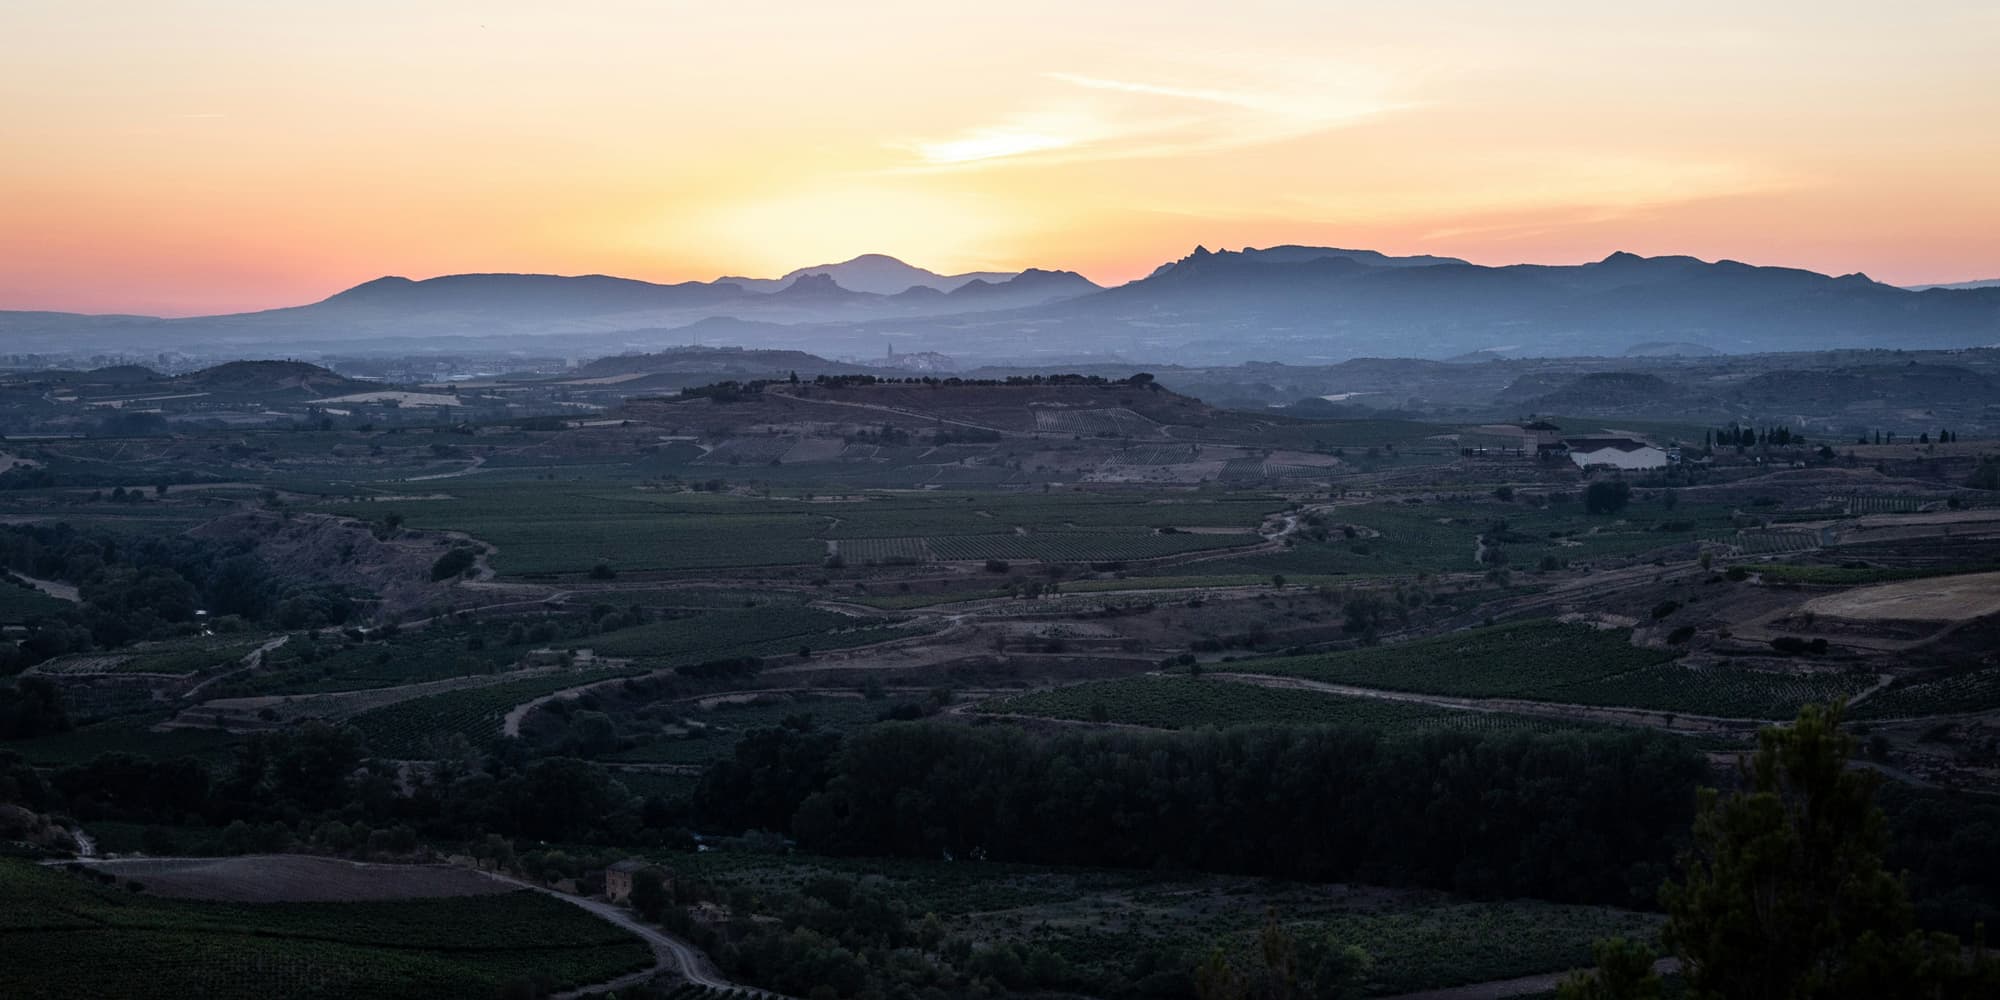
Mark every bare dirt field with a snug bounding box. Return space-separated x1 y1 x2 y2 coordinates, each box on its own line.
80 855 511 902
1802 571 2000 622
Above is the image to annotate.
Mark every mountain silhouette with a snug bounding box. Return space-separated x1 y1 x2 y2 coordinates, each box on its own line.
723 253 1016 295
3 245 1994 361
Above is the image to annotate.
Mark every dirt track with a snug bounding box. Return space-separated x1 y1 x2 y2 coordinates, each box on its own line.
1374 959 1680 1000
1211 673 1772 732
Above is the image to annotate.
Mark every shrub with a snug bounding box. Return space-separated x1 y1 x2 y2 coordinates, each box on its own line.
1584 480 1632 515
429 547 478 581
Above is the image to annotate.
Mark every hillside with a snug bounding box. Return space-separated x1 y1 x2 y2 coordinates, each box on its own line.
720 253 1018 294
624 374 1218 437
576 346 890 379
5 245 1997 363
1522 372 1685 412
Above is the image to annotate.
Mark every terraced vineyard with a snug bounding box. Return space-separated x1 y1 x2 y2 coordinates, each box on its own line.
230 625 524 696
1224 620 1872 720
926 528 1256 562
1229 620 1675 699
1851 668 2000 719
1118 444 1198 465
1192 499 1733 579
982 675 1603 737
836 536 932 564
582 606 912 660
1849 495 1932 514
318 485 1277 575
1731 529 1820 554
348 668 636 757
1546 663 1878 720
317 486 830 575
31 635 273 678
1032 407 1158 436
604 693 928 765
669 850 1660 998
0 861 650 1000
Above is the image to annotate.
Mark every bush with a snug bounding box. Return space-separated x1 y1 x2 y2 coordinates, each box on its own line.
429 547 477 581
1768 636 1827 656
1584 481 1632 515
1970 458 2000 492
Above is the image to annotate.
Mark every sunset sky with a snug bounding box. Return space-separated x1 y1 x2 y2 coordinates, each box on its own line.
4 1 1997 316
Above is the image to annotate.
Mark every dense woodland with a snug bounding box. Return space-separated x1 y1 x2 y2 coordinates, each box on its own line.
0 524 356 672
706 722 1708 907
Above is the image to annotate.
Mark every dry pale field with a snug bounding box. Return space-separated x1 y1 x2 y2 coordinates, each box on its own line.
82 855 509 902
1802 571 2000 623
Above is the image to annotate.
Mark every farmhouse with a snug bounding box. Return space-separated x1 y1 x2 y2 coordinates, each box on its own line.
1565 437 1668 471
604 859 647 903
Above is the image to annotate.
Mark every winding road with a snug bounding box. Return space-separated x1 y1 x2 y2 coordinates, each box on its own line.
469 869 779 998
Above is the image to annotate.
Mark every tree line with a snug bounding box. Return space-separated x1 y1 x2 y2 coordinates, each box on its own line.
700 720 1710 907
0 524 358 674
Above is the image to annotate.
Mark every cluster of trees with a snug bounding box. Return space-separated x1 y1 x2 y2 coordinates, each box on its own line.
0 677 69 739
0 721 690 854
1708 425 1804 449
1971 457 2000 491
1562 704 2000 999
648 865 1202 999
0 524 357 673
428 546 479 581
1584 480 1632 514
700 721 1709 907
1856 429 1960 445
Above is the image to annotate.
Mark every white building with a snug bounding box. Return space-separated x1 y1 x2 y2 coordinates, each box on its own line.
1566 437 1668 471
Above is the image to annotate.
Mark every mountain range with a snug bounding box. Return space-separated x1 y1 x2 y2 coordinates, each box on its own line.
3 246 1996 364
718 253 1017 294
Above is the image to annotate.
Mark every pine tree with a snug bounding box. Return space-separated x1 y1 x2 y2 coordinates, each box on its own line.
1661 702 2000 999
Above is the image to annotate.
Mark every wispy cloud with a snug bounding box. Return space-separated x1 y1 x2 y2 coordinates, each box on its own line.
909 108 1110 166
895 63 1398 171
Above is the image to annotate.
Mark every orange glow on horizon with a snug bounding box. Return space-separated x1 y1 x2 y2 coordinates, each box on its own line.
2 2 1996 315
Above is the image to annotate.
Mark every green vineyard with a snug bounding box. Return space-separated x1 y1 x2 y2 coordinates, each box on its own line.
0 861 650 1000
1229 620 1675 700
981 675 1605 737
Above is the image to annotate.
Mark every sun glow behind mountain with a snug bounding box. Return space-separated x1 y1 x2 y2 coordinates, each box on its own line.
2 1 1997 315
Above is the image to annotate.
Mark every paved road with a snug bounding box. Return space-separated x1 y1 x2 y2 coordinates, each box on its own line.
470 869 770 997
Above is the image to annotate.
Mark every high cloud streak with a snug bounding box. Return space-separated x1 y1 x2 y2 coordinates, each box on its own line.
903 63 1398 169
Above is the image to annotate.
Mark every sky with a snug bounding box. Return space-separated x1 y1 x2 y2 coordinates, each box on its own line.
3 1 1997 316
